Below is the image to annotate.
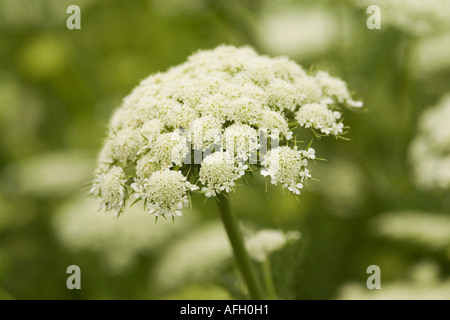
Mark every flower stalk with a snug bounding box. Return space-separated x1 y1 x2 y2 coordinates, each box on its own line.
262 258 277 300
216 193 264 300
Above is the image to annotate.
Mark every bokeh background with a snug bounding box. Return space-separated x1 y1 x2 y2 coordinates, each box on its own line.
1 0 450 300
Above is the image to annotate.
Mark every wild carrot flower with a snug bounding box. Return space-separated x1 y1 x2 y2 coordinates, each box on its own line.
91 45 361 218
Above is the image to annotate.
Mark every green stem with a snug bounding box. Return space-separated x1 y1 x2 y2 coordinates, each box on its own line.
262 258 277 300
216 193 264 300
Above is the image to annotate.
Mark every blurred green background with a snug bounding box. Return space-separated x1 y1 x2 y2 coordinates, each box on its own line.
1 0 450 300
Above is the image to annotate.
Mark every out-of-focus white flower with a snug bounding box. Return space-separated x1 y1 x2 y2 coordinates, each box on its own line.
246 229 301 262
199 151 247 197
92 45 361 217
338 261 450 300
355 0 450 36
372 211 450 252
53 196 194 273
4 150 92 197
0 0 94 29
409 94 450 190
261 146 311 194
151 222 232 290
310 157 365 217
413 32 450 76
256 6 340 60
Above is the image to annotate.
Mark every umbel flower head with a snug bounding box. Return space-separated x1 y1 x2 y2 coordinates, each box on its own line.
90 45 362 218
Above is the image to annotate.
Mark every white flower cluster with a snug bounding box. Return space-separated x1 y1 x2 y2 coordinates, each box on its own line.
261 146 314 194
246 229 301 262
147 130 188 168
222 123 260 161
409 94 450 190
296 103 344 136
188 115 223 151
131 170 198 217
91 45 361 217
315 71 363 108
103 119 165 164
355 0 450 36
90 165 127 216
199 151 247 197
258 109 293 140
